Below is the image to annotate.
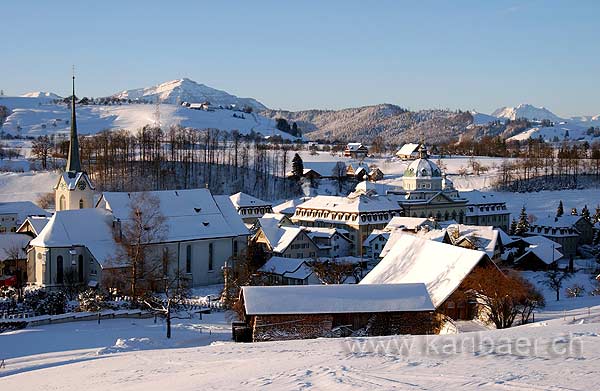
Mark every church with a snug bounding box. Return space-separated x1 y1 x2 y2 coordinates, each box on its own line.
387 144 468 222
27 77 249 290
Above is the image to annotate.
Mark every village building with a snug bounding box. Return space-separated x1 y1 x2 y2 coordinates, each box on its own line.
503 235 563 270
443 224 503 261
229 192 273 225
0 233 30 286
238 283 437 342
362 235 498 321
343 143 368 158
257 256 320 285
396 143 421 160
386 145 468 223
368 167 384 182
346 163 369 181
272 197 312 218
462 190 511 232
16 216 51 238
526 216 590 257
0 202 50 233
253 224 319 259
304 227 352 258
291 192 402 256
362 229 390 261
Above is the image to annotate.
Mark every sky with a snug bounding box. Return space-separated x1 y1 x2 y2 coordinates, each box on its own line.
1 0 599 116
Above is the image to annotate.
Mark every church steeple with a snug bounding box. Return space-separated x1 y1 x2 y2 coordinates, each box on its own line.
66 73 81 174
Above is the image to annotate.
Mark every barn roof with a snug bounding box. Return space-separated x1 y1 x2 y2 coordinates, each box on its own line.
242 283 434 315
361 235 489 307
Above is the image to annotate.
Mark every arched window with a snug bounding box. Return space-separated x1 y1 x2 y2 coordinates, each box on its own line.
59 195 66 211
208 243 214 271
56 255 64 284
186 245 192 273
78 255 84 282
79 199 84 209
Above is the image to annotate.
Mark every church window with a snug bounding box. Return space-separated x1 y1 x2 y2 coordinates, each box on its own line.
78 255 84 282
186 245 192 273
79 199 84 209
59 195 66 211
56 256 64 284
208 243 214 271
233 240 238 257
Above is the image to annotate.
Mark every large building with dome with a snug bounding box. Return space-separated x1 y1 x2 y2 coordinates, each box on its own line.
386 145 468 223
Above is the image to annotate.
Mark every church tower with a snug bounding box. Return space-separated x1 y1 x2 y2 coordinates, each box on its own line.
54 74 95 211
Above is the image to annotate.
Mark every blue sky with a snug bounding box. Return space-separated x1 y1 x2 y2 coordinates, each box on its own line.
1 0 598 116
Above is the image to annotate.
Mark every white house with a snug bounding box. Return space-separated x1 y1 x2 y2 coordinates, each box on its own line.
396 143 421 160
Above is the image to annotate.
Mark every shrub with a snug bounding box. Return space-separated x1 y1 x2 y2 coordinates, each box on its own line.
23 288 67 315
566 284 586 298
78 288 113 312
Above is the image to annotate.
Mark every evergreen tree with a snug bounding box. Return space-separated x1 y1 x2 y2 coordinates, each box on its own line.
509 218 517 235
291 122 299 137
556 200 564 217
581 205 590 220
571 207 578 216
291 153 304 178
593 205 600 223
514 207 530 237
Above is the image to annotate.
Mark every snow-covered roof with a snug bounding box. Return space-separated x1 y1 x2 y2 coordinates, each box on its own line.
54 172 95 191
29 208 118 267
345 143 367 152
17 216 51 236
229 192 272 209
446 224 499 259
100 189 246 242
0 201 50 224
361 235 489 307
379 229 446 258
533 215 587 229
259 224 304 254
385 216 437 231
273 197 312 216
305 227 349 241
461 190 507 206
242 283 434 315
396 143 420 156
258 256 313 280
515 245 563 265
363 229 390 246
520 235 562 250
496 228 514 246
296 194 401 215
404 157 441 178
0 233 30 261
213 195 251 237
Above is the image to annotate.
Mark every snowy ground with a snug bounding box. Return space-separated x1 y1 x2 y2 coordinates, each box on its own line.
1 297 599 390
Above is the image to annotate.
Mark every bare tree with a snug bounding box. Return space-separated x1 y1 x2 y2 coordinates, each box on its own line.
541 269 572 301
332 161 347 193
112 192 167 299
31 135 52 170
309 259 354 285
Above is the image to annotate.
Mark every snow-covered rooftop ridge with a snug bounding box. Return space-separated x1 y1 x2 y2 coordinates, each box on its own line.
296 194 400 214
229 192 272 209
0 201 51 223
273 197 312 215
111 78 267 110
361 235 489 307
385 216 436 231
242 283 434 315
100 189 248 242
18 215 51 236
397 143 421 155
533 215 587 228
447 224 498 258
520 235 562 249
461 190 506 205
515 245 564 265
258 256 313 280
259 224 303 254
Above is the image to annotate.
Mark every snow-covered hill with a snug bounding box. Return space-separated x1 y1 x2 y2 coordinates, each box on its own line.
19 91 62 100
0 96 294 140
112 78 267 111
492 103 563 122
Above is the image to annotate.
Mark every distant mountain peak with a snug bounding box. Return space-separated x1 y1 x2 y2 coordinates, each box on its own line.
20 91 62 99
112 78 267 110
491 103 562 122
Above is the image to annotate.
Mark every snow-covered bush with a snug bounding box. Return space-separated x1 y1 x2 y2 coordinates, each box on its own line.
565 284 586 298
23 288 67 315
78 288 114 312
0 286 17 300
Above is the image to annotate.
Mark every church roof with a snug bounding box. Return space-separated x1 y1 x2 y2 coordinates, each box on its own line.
100 189 248 243
404 157 442 178
29 208 118 267
66 75 81 173
54 171 96 191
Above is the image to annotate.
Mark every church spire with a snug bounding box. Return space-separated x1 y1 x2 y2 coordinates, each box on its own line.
66 71 81 174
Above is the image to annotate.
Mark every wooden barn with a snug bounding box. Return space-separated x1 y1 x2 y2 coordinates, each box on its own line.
237 283 438 342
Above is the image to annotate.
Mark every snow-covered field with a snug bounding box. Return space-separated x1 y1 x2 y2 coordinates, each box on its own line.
1 296 599 389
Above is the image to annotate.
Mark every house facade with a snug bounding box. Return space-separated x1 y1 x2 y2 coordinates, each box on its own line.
462 190 511 232
343 143 368 158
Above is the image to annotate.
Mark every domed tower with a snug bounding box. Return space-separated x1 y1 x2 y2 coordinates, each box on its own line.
402 144 442 191
54 74 95 211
